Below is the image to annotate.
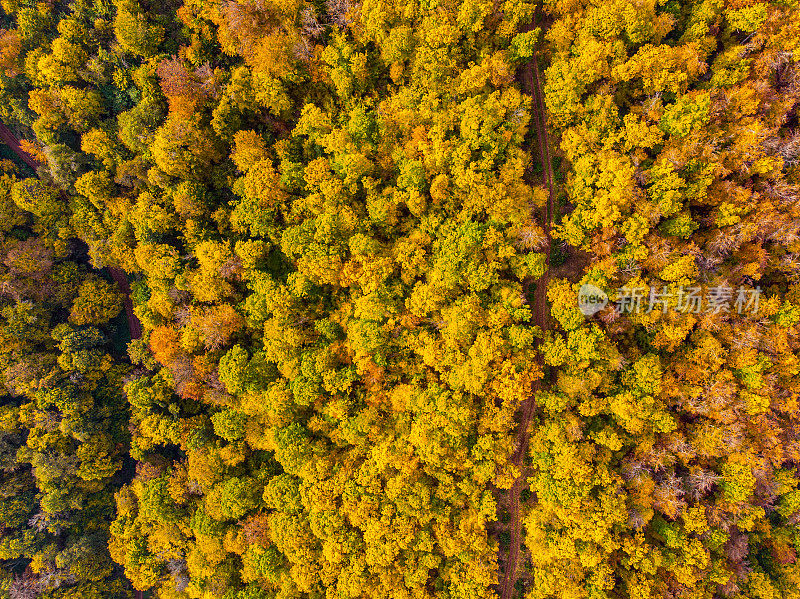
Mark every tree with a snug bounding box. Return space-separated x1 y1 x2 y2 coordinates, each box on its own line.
190 305 244 351
69 277 123 326
114 0 165 57
151 113 224 180
11 178 62 225
117 98 166 154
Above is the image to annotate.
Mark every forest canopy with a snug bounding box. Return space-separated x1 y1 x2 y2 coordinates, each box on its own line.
0 0 798 598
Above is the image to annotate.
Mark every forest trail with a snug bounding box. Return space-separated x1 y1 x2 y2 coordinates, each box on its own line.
0 121 40 172
108 266 143 340
0 120 143 342
496 10 556 599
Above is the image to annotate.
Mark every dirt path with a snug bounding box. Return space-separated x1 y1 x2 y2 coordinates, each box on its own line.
496 8 556 599
108 267 143 340
0 121 40 172
0 119 143 341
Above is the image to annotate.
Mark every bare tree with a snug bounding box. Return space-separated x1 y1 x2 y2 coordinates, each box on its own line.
687 469 721 501
326 0 356 28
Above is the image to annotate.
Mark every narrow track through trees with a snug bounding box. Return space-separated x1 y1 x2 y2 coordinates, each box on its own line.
497 7 556 598
0 121 143 341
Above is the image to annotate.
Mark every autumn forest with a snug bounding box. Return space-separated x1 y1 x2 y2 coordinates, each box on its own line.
0 0 798 598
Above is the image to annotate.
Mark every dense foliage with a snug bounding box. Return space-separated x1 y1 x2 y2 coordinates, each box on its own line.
0 0 796 598
526 2 800 598
0 159 130 597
